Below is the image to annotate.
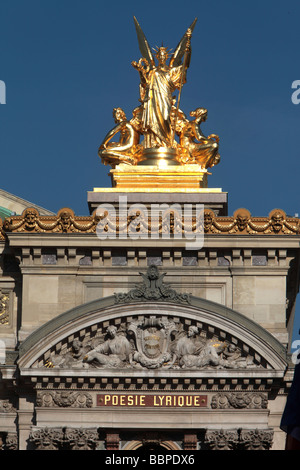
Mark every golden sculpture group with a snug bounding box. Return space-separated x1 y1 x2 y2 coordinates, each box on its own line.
98 17 220 169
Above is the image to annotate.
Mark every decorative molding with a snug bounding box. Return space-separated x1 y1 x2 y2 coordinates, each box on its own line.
204 429 239 450
0 291 10 325
204 208 300 235
64 428 99 450
114 265 190 304
28 427 274 451
29 427 65 450
5 433 18 451
204 428 274 450
29 427 100 451
105 432 120 451
0 398 16 413
239 428 274 450
3 207 101 234
2 207 300 236
211 392 268 409
36 391 93 408
0 432 18 451
183 432 198 450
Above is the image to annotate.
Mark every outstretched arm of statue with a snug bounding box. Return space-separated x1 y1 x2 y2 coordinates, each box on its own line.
131 58 149 87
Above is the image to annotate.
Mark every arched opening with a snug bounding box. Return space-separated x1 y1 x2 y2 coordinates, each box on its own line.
122 438 182 451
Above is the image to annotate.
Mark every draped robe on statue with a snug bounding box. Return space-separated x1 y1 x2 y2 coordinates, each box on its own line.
142 64 184 148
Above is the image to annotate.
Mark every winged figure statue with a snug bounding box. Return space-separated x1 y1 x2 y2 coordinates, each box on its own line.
98 17 221 170
132 16 197 149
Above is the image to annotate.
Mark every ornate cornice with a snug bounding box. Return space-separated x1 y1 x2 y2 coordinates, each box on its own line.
204 208 300 235
2 207 300 236
2 207 101 235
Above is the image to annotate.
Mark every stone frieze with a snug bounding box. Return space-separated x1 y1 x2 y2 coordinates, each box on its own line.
41 315 264 371
2 206 300 236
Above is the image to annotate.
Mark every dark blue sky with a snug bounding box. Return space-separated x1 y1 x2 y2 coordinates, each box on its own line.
1 0 300 344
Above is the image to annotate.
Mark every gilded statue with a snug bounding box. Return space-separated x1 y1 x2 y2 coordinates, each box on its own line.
131 17 196 149
176 108 220 168
98 17 221 169
98 107 143 167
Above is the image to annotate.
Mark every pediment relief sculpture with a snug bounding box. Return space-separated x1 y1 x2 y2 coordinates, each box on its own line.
41 315 265 371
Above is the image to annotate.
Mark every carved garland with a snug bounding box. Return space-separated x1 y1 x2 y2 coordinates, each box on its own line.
1 207 300 236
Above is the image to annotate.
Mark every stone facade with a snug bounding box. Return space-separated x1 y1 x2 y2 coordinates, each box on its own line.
0 190 298 450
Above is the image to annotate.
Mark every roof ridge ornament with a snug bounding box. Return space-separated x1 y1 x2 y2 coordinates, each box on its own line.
114 265 190 304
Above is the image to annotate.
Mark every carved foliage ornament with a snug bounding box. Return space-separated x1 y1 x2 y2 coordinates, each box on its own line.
28 426 274 451
0 291 9 325
114 265 190 304
0 398 16 412
0 433 18 451
2 207 299 236
204 428 273 451
36 391 93 408
29 427 100 451
211 392 268 409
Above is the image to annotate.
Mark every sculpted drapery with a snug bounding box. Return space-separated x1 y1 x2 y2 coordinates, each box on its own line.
131 17 194 149
139 59 184 148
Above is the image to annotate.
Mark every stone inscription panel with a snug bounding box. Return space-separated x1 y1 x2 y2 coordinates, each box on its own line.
96 393 207 408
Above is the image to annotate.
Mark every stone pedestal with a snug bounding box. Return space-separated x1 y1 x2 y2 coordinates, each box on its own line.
88 163 228 216
110 163 211 190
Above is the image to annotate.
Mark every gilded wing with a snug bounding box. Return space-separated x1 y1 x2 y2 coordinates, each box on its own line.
133 16 154 67
170 18 197 68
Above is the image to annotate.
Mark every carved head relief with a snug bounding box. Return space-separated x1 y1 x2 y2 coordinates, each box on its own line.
23 208 39 230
